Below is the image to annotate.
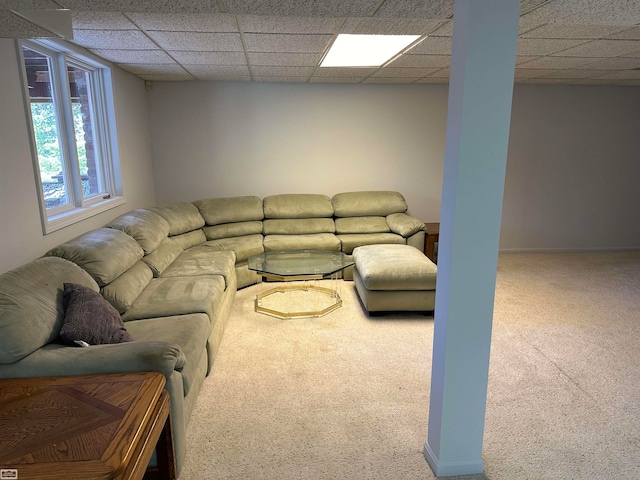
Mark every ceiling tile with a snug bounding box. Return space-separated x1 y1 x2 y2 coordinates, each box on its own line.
364 76 422 83
374 0 454 19
537 69 606 79
388 54 449 68
71 11 138 30
238 15 340 34
517 56 600 69
521 24 628 39
170 50 246 64
373 67 442 78
515 55 540 65
222 0 378 17
185 64 250 76
551 40 640 57
252 65 314 76
247 52 321 66
520 0 548 14
309 76 364 83
127 13 237 32
340 17 445 35
605 26 640 40
147 31 243 51
517 38 589 56
414 76 448 84
313 67 377 77
575 57 640 69
514 68 555 79
0 10 56 37
595 69 640 80
525 0 640 26
0 0 59 7
119 63 188 75
253 76 307 82
139 73 195 81
407 36 452 55
192 75 252 81
61 0 221 14
428 20 451 37
72 29 158 49
90 48 175 63
243 33 331 53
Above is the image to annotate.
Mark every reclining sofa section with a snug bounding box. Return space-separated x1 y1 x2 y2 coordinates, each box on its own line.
0 190 424 475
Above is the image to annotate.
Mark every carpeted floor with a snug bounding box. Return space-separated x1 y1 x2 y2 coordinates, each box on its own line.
179 252 640 480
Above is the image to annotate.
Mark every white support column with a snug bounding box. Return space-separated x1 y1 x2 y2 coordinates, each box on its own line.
424 0 520 476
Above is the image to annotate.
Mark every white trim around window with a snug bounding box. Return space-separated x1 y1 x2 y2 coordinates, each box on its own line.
17 39 124 234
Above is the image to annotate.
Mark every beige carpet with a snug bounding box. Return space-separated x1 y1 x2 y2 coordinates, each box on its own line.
179 252 640 480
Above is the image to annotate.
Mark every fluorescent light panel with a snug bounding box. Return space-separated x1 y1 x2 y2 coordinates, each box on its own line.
320 34 421 67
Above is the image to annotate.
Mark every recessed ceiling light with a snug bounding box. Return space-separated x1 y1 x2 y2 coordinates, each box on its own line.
320 34 422 68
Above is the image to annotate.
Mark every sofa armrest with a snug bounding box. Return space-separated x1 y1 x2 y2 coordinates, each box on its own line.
0 341 186 381
386 213 425 237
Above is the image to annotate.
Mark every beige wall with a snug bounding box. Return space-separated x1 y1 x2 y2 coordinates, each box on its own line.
148 80 640 251
148 81 447 222
0 39 157 274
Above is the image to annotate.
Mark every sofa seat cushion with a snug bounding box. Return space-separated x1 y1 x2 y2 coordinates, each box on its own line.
352 244 437 290
121 275 226 324
125 314 210 396
161 247 236 287
204 234 264 263
46 228 144 287
0 257 98 364
338 233 406 254
332 191 407 217
263 194 333 219
263 233 340 252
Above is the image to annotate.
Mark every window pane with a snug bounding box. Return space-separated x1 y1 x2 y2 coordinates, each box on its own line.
22 46 70 209
69 65 103 200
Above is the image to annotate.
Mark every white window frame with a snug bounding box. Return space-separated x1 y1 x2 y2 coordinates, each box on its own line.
17 39 124 234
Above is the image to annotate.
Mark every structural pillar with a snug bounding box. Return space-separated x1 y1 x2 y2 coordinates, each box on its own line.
424 0 520 476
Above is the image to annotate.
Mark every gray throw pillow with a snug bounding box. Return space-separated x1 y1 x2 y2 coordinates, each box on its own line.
60 283 133 346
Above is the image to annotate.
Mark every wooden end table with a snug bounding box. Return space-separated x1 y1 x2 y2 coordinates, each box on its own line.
0 372 175 480
424 222 440 262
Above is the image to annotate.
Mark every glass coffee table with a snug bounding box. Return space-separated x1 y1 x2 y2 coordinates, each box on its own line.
248 249 354 319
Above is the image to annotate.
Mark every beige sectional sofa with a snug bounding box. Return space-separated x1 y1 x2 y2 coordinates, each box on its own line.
0 191 424 476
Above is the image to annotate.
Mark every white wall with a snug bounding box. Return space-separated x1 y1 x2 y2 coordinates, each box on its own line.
502 85 640 251
0 39 157 274
148 81 447 221
148 80 640 251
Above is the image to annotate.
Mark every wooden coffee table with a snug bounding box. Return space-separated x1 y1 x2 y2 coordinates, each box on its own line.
0 372 175 480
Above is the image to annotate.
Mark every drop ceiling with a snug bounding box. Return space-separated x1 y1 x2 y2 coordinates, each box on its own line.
2 0 640 85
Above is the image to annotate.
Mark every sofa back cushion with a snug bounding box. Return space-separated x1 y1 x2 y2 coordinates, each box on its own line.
107 209 170 254
332 191 407 217
204 221 263 240
335 217 390 234
0 257 98 364
141 238 184 277
194 196 264 225
263 218 335 235
264 194 333 219
45 228 144 287
170 229 206 250
151 202 205 235
100 261 153 314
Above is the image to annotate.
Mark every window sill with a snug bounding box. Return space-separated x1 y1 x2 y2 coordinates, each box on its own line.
44 196 125 234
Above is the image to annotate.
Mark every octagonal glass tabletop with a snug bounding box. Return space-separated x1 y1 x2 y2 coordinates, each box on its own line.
248 250 354 279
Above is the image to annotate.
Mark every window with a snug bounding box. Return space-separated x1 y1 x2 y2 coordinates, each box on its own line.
18 39 124 233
